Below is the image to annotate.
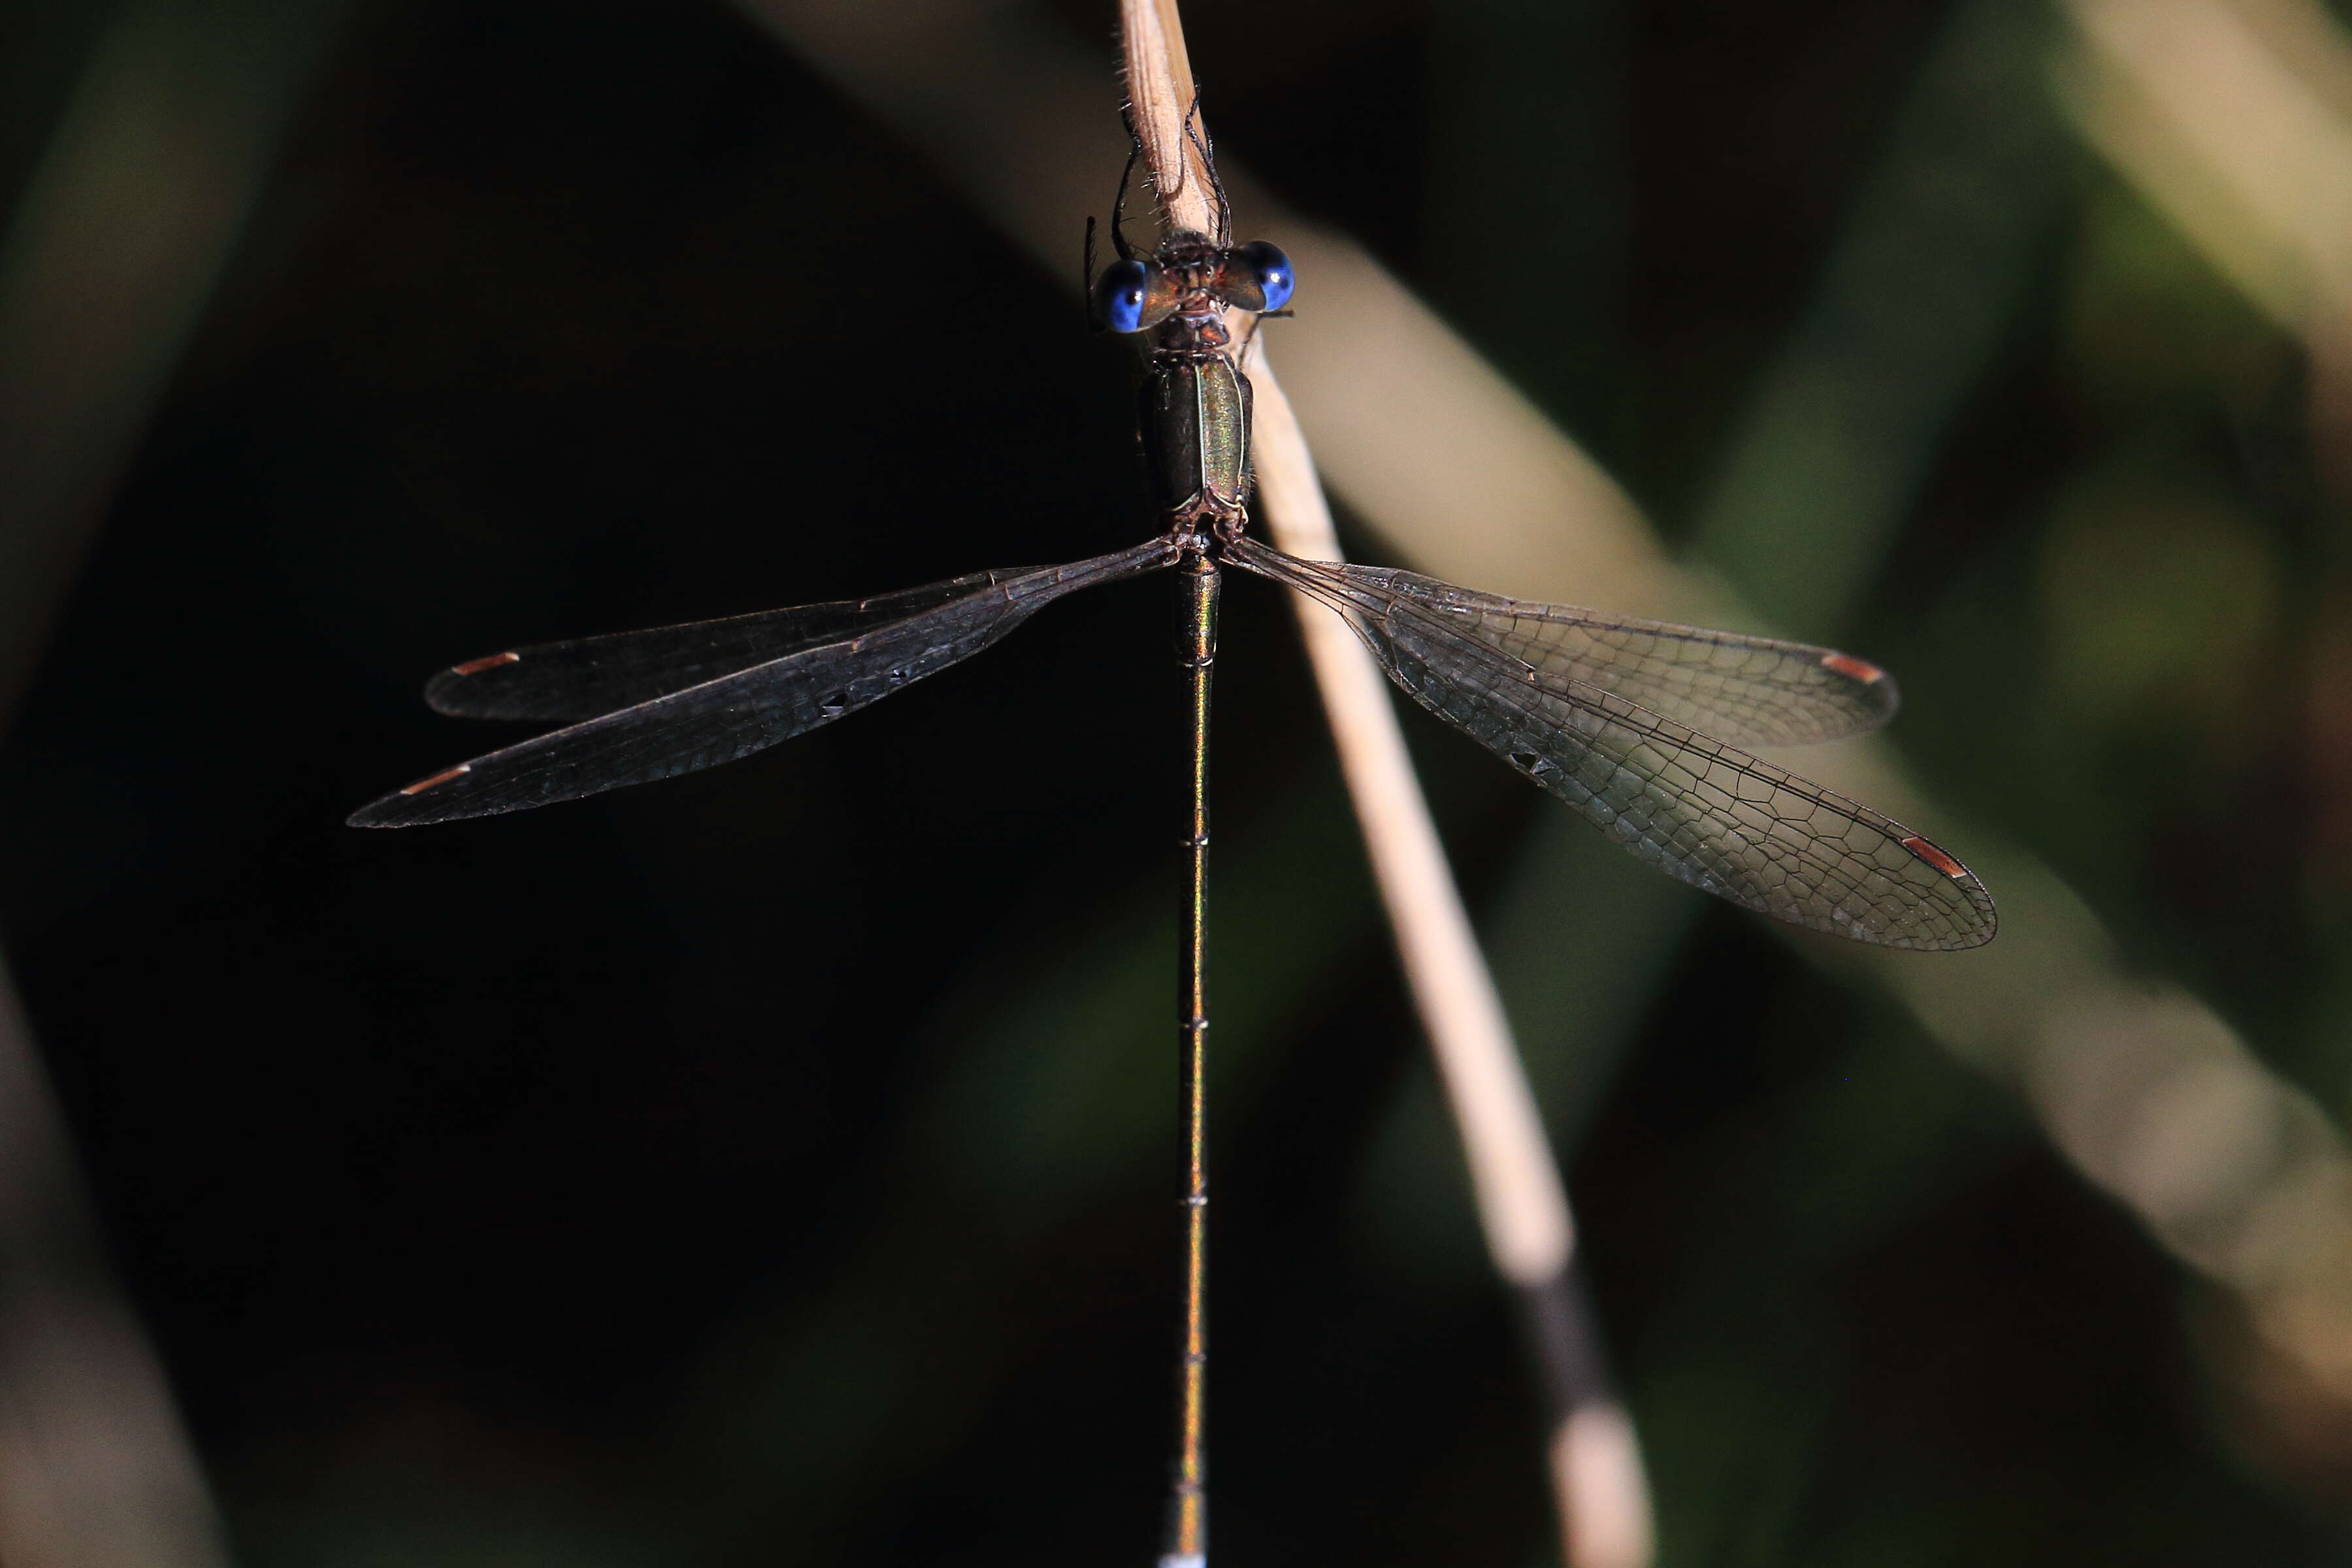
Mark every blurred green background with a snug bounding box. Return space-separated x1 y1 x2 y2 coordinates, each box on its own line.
1 0 2345 1562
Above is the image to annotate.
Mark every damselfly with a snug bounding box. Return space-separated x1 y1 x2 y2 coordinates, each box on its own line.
350 125 1993 1568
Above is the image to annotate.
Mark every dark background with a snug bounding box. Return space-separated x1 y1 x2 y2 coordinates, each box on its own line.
1 0 2343 1562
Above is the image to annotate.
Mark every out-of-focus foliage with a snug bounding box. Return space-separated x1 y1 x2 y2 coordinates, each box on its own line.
5 0 2352 1563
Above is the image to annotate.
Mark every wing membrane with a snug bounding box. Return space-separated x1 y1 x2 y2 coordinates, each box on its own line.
427 568 1052 721
352 536 1177 827
1301 559 1897 748
1231 540 1994 951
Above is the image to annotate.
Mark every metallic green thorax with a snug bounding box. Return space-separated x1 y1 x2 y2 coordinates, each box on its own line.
1141 355 1252 530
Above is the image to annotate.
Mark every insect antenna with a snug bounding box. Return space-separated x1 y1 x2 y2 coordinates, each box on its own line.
1181 93 1235 247
1109 112 1144 261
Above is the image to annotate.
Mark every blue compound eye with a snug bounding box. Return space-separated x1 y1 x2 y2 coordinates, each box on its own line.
1230 240 1294 312
1094 259 1172 334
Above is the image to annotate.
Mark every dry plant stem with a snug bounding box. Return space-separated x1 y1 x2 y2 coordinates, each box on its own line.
1123 0 1216 237
1248 353 1655 1568
1119 5 1654 1565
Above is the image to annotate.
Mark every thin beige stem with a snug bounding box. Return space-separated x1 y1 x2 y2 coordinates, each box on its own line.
1120 0 1215 237
1117 7 1654 1565
1255 359 1656 1568
1242 359 1572 1288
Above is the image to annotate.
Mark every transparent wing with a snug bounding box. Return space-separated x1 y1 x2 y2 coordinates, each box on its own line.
351 536 1177 828
1313 561 1897 748
1231 541 1994 951
425 567 1052 723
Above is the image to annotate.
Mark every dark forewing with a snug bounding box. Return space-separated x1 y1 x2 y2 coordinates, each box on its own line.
1306 560 1897 747
1230 541 1994 950
351 536 1177 827
427 568 1053 721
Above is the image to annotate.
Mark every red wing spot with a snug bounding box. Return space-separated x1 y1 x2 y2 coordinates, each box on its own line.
1900 834 1966 878
400 764 473 796
1820 651 1885 685
452 651 521 676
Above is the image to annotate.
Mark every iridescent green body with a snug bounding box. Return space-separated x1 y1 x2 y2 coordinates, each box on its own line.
1141 353 1252 530
1121 224 1257 1568
1114 225 1258 547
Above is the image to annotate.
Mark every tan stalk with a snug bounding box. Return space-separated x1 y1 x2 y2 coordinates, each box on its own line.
1115 7 1656 1565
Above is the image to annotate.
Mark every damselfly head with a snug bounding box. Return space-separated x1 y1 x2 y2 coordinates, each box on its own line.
1094 235 1296 333
1214 240 1294 313
1094 257 1183 335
